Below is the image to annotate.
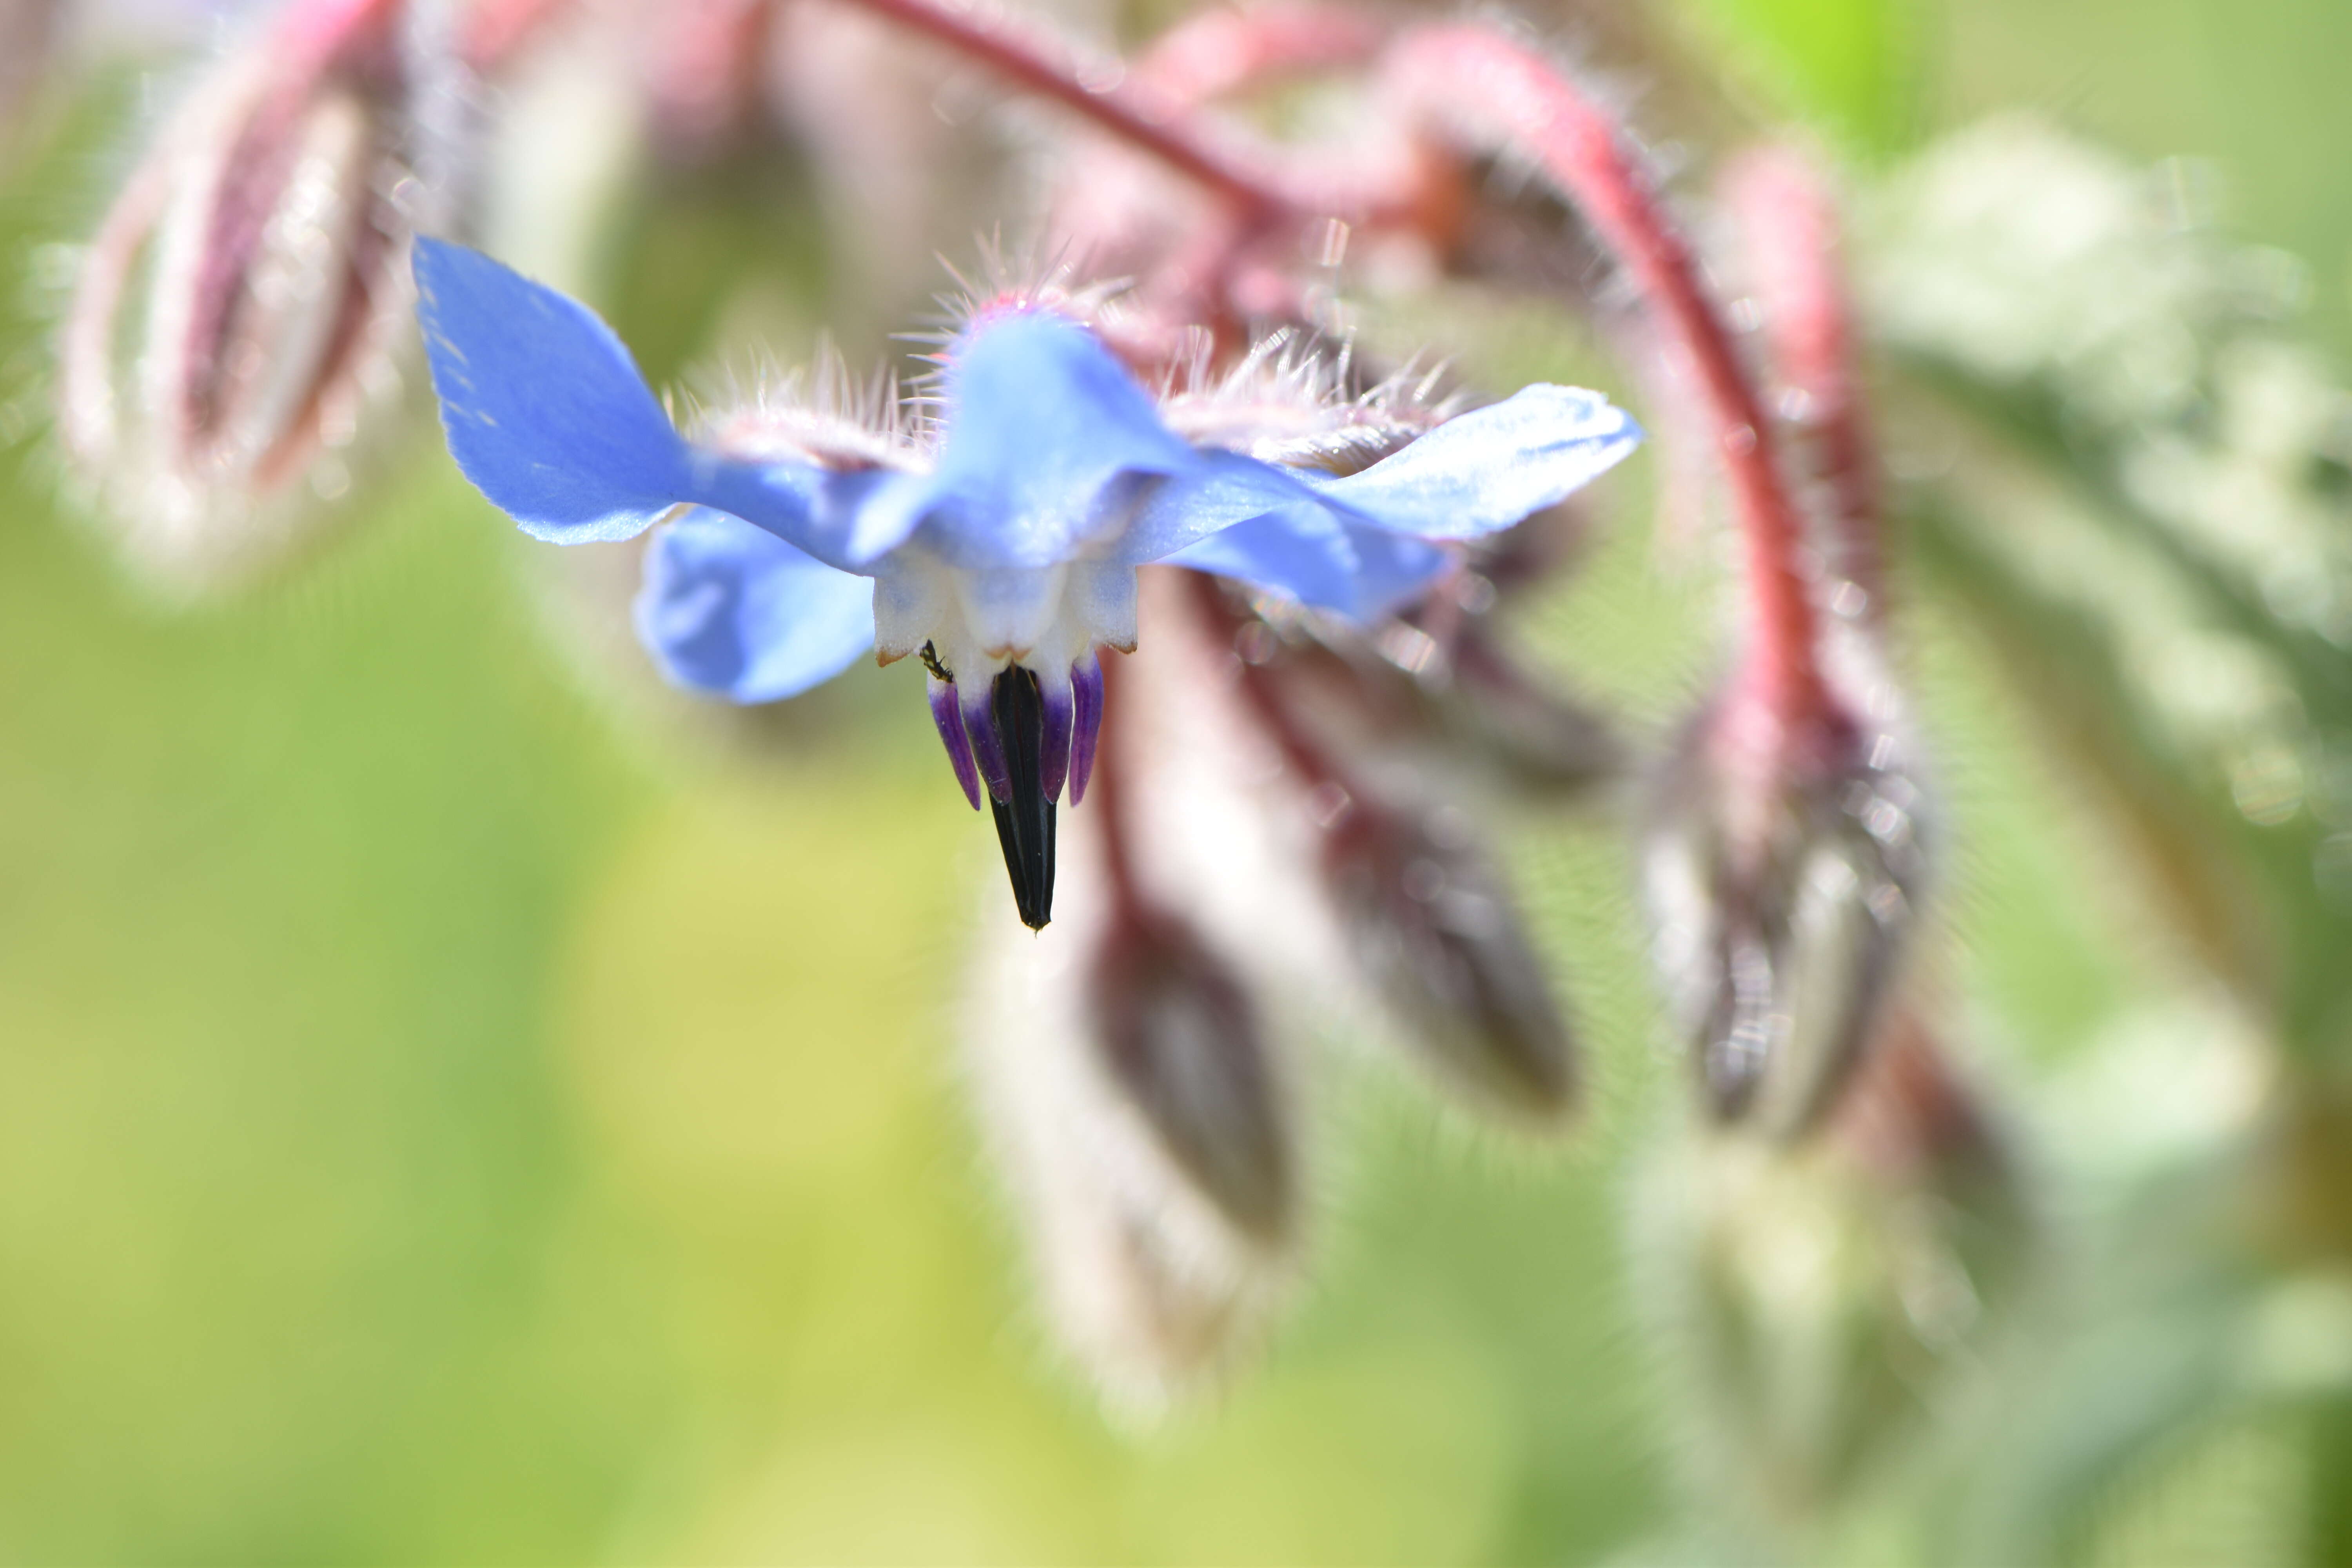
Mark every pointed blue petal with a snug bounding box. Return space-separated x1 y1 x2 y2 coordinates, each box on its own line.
1132 387 1631 618
1338 524 1454 618
415 240 898 566
1115 449 1328 565
695 461 915 570
1165 506 1454 619
415 238 697 544
633 508 875 704
1318 385 1641 538
1142 448 1448 617
1163 504 1359 613
910 310 1199 570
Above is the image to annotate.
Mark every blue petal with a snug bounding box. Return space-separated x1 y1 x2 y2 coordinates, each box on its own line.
1339 526 1455 618
1149 384 1637 617
1315 385 1641 538
1136 449 1456 616
1115 449 1328 566
416 238 696 544
1165 506 1452 619
892 310 1200 570
1163 504 1357 611
415 240 913 569
633 508 875 704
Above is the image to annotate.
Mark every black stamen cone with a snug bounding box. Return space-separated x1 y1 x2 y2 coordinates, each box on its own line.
989 666 1057 929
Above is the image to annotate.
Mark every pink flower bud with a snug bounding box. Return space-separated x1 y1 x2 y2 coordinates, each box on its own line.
58 0 448 590
1644 682 1931 1138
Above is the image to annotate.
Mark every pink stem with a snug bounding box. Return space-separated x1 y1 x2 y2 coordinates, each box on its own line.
1120 2 1418 351
1385 25 1831 738
1721 144 1884 625
824 0 1346 225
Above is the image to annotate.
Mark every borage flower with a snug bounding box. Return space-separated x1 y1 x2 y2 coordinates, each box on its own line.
412 239 1639 927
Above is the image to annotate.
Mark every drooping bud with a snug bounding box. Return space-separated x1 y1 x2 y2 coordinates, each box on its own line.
1209 551 1621 811
1446 626 1622 796
1633 1012 2027 1548
965 793 1298 1413
1644 680 1930 1138
1088 907 1294 1241
1194 572 1582 1123
1324 796 1579 1120
58 0 456 591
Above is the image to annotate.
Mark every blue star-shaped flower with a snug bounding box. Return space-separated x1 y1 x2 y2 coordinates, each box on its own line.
413 239 1640 926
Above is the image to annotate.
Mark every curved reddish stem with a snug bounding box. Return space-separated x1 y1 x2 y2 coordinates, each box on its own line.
1721 144 1883 625
1385 25 1830 737
826 0 1352 225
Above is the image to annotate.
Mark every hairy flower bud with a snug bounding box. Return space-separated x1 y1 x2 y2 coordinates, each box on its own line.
1325 796 1579 1120
1634 1013 2025 1541
1089 907 1295 1242
1189 572 1585 1124
1446 627 1621 796
967 795 1299 1412
58 0 453 590
1644 682 1930 1137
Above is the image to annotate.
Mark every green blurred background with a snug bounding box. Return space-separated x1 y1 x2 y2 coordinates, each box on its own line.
2 0 2348 1560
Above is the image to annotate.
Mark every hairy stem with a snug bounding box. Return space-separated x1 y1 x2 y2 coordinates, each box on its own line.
824 0 1338 223
1722 144 1884 626
1387 25 1831 739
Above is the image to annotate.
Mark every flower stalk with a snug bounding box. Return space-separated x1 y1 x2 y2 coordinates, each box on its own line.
822 0 1334 225
1722 145 1885 626
1385 26 1834 752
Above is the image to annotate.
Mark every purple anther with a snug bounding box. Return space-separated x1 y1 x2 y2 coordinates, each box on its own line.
1068 650 1105 806
928 675 983 810
961 679 1015 802
1040 669 1076 804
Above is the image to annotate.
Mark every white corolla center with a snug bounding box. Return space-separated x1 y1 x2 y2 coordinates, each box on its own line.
873 549 1139 689
702 400 1143 690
